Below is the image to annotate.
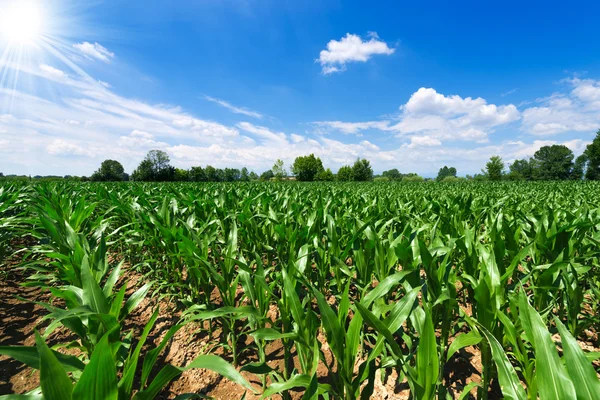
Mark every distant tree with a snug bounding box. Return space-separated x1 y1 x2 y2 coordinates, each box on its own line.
0 172 4 178
174 168 189 182
132 150 175 181
485 156 504 181
571 154 587 180
260 170 274 181
205 165 218 182
442 176 465 182
315 168 335 181
189 166 207 182
382 168 402 181
224 168 241 182
240 167 250 182
91 159 125 181
337 165 354 181
272 159 287 180
533 145 574 180
436 166 457 181
215 168 226 182
403 175 424 182
249 171 259 181
402 173 423 182
352 159 373 181
584 130 600 180
131 159 154 182
508 159 535 181
291 154 324 181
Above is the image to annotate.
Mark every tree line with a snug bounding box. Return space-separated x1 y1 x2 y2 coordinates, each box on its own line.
480 130 600 181
87 151 381 182
4 130 599 183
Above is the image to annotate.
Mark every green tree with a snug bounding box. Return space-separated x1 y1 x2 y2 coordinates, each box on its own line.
90 159 125 181
571 154 587 180
249 171 259 181
352 159 373 181
174 168 189 182
485 156 504 181
189 166 207 182
260 170 274 181
508 159 535 181
533 144 574 180
584 130 600 180
224 168 241 182
291 154 325 181
382 168 402 181
336 165 354 181
272 159 287 180
131 159 153 181
436 166 457 181
214 168 226 182
315 168 335 181
132 150 175 181
402 173 424 182
205 165 218 182
240 167 250 181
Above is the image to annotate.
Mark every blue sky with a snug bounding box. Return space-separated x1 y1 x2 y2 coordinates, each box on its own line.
1 0 600 177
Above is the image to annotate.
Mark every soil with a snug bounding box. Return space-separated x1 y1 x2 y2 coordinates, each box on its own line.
1 246 598 399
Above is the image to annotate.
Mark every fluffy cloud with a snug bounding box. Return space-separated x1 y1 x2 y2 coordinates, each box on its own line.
404 136 442 148
317 33 395 74
317 87 520 144
118 130 169 150
204 96 263 119
391 88 520 142
521 78 600 135
73 42 115 63
47 139 93 157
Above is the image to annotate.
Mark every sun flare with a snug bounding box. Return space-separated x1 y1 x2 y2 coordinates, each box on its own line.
0 1 44 46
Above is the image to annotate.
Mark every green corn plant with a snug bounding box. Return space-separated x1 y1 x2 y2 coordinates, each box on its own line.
0 324 256 400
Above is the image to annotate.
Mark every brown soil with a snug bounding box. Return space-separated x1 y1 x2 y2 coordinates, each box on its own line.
2 247 597 399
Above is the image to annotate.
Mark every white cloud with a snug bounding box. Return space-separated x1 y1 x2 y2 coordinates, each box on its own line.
521 78 600 135
390 88 520 143
317 33 395 74
130 130 153 139
172 117 239 137
204 96 263 119
73 42 115 63
405 136 442 148
290 134 305 143
118 130 169 150
2 54 598 178
501 88 519 97
40 64 67 80
314 120 391 136
47 139 93 157
237 122 288 145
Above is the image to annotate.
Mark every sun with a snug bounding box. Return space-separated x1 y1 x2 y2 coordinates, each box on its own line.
0 0 44 46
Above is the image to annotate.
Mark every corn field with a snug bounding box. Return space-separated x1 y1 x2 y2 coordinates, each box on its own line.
1 181 600 399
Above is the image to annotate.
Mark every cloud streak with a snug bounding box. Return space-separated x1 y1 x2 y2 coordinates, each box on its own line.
204 95 263 119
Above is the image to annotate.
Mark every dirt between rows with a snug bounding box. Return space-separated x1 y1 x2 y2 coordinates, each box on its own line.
3 250 596 399
0 255 487 400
